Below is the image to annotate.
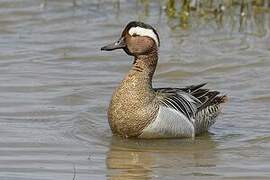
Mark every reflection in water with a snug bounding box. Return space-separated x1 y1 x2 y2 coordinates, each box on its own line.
106 135 218 179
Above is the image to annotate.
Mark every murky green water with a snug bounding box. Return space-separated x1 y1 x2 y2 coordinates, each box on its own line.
0 0 270 179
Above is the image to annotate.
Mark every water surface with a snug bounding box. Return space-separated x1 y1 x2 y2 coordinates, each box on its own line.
0 0 270 179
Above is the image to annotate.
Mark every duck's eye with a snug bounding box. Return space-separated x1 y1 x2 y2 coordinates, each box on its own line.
131 33 139 37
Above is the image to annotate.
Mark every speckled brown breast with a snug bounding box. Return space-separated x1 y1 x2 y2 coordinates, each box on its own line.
108 54 159 138
108 74 159 138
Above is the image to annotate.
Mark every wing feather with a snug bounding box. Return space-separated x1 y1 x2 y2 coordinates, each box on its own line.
155 89 200 123
154 84 227 134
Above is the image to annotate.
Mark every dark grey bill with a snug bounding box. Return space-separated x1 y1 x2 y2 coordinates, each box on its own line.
101 37 126 51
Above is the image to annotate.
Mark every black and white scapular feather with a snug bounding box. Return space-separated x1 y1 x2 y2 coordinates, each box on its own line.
154 83 227 136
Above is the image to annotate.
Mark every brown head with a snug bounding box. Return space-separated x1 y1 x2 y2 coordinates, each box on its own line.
101 21 160 57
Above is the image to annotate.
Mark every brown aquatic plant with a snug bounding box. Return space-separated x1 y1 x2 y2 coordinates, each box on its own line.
179 0 191 29
166 0 176 17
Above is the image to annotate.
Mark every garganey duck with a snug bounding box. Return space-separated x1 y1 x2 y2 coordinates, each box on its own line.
101 21 227 139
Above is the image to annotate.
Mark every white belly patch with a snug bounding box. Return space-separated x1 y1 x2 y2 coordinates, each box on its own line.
139 106 195 138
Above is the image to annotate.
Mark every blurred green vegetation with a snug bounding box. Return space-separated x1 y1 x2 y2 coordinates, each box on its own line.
114 0 270 33
161 0 270 29
41 0 269 34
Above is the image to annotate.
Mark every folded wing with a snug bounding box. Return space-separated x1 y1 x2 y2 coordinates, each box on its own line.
155 83 227 135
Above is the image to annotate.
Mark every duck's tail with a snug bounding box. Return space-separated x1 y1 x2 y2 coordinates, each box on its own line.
194 94 228 135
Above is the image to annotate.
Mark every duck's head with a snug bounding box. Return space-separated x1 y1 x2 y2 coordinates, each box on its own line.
101 21 160 56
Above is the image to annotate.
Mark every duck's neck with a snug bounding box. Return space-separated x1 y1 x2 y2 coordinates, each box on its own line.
126 51 158 90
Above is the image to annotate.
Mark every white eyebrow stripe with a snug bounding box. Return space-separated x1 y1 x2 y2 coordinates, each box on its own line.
128 26 159 47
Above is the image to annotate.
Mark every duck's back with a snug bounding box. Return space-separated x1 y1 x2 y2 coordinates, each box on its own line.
139 83 227 138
